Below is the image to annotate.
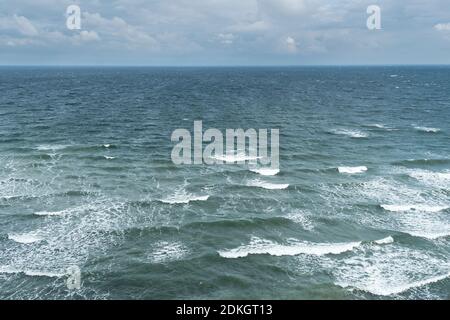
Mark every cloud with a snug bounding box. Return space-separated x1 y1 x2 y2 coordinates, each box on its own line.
217 33 235 45
83 12 158 48
285 36 298 53
0 0 450 65
228 20 270 34
74 30 100 42
13 15 38 36
0 14 38 36
434 23 450 31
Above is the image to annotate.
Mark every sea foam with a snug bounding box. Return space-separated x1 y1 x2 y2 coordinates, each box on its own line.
218 237 362 258
8 233 43 244
338 166 368 174
249 168 280 176
380 204 449 213
247 179 289 190
331 129 368 138
160 194 209 204
414 126 441 133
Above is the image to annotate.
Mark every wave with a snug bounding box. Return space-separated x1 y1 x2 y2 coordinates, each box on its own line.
247 179 289 190
369 123 387 128
8 233 43 244
285 210 314 231
380 204 449 213
160 194 209 204
393 158 450 167
366 124 396 131
149 241 189 263
249 168 280 176
33 203 93 217
103 156 116 160
35 144 68 151
330 129 368 138
377 272 450 295
407 169 450 189
0 266 64 278
34 210 67 216
338 166 368 174
405 230 450 240
218 237 362 258
374 236 394 245
414 126 441 133
341 272 450 296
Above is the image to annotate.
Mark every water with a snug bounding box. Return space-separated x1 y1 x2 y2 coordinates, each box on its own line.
0 66 449 299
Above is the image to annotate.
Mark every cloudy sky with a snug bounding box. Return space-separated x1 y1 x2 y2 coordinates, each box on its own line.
1 0 450 65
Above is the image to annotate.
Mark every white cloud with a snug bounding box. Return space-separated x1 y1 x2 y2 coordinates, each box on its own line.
74 30 100 42
13 15 38 36
83 12 158 48
0 15 38 36
434 23 450 31
258 0 309 16
285 36 298 53
1 0 450 64
217 33 235 45
228 20 270 34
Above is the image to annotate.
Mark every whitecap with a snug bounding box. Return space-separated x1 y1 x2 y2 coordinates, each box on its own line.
247 179 289 190
249 168 280 176
34 210 66 216
331 129 368 138
8 233 43 244
0 266 64 278
160 194 209 204
338 166 368 174
339 271 450 296
405 230 450 240
218 237 361 258
407 169 450 189
35 144 67 151
374 236 394 245
149 241 189 263
367 124 396 131
380 204 449 213
414 126 441 133
285 210 314 231
369 124 386 129
103 156 115 160
334 244 450 297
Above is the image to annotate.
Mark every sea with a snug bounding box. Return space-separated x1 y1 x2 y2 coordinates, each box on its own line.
0 66 449 299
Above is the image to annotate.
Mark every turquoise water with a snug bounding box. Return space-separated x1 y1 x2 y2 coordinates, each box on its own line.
0 66 449 299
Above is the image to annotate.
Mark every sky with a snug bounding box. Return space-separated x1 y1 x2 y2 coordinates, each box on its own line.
0 0 450 66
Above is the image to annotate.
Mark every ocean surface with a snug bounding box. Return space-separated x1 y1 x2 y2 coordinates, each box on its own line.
0 66 449 300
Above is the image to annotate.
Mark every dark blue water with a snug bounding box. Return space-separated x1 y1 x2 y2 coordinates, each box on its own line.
0 66 449 299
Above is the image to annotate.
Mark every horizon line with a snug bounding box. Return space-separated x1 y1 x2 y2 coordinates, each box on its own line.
1 63 450 68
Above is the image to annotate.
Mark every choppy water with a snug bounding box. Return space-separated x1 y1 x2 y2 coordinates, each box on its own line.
0 66 449 299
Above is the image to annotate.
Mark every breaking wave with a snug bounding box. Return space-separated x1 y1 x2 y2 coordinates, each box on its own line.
246 179 289 190
330 129 368 138
338 166 368 174
218 237 363 258
414 126 441 133
249 168 280 176
380 204 449 213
